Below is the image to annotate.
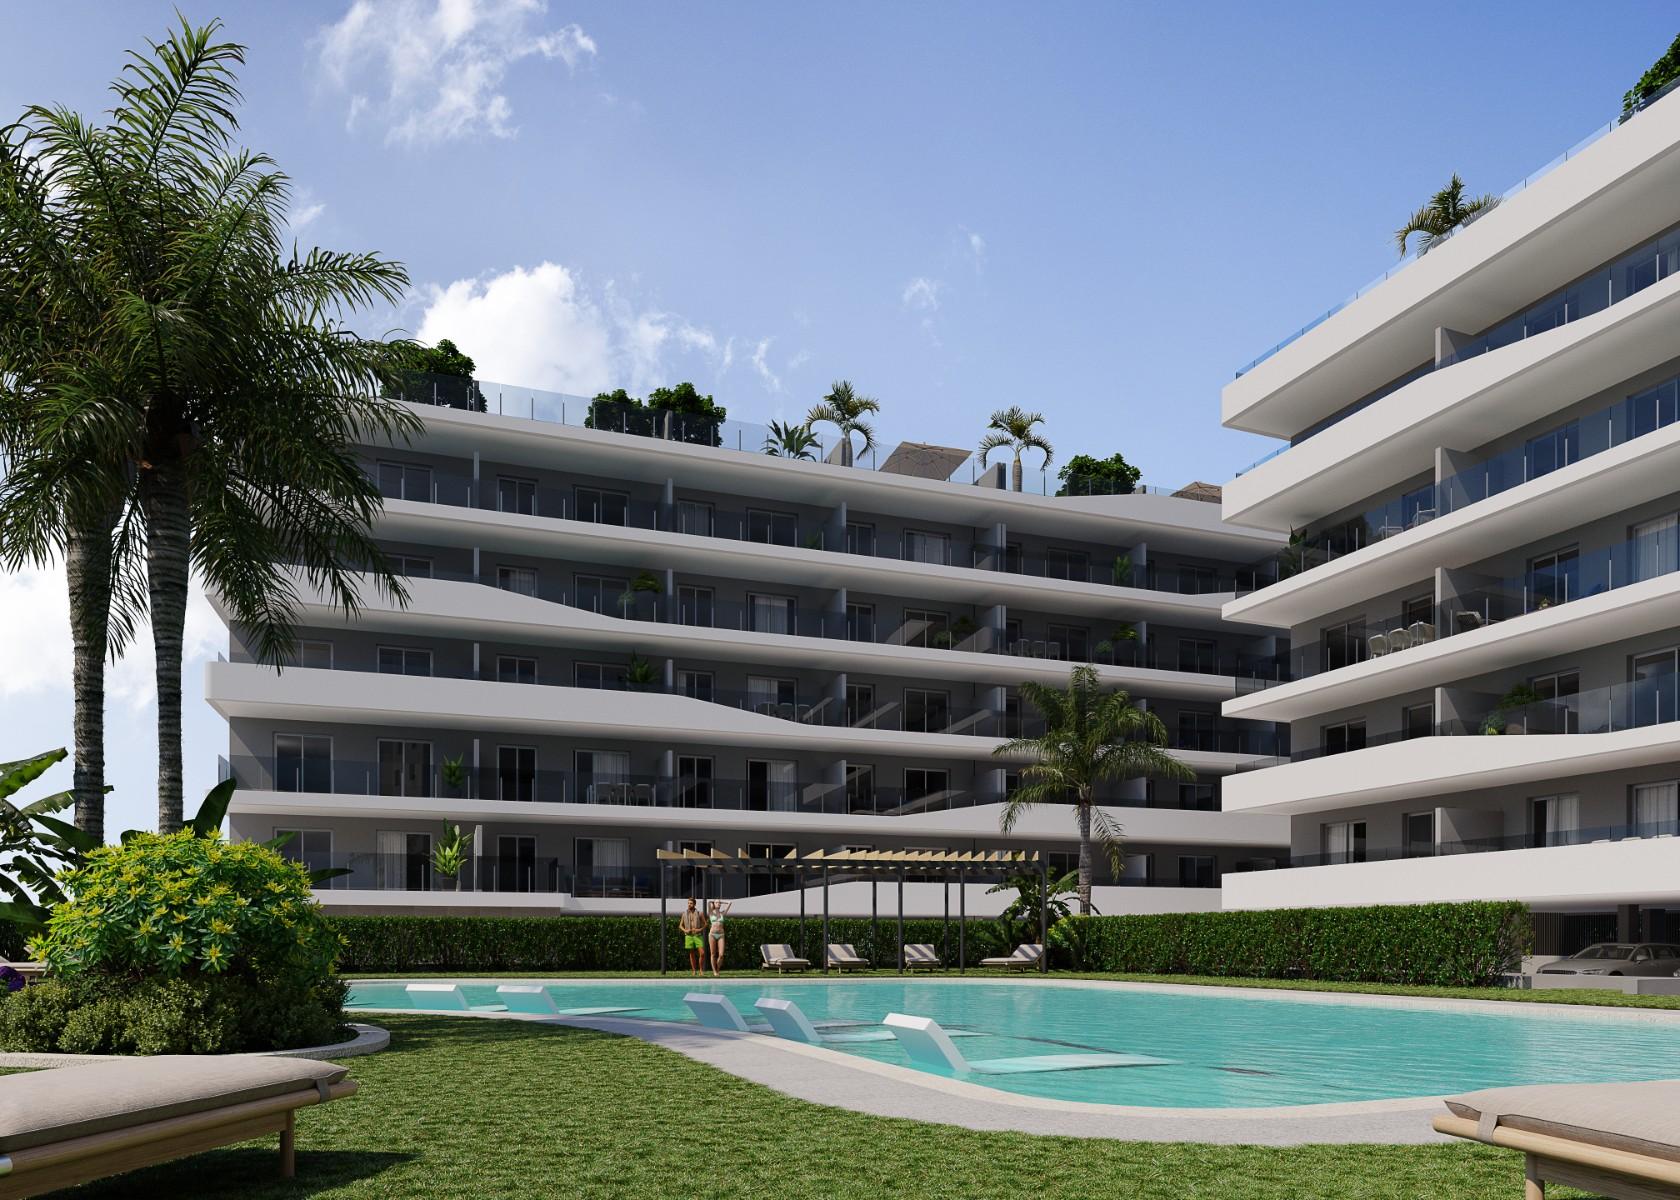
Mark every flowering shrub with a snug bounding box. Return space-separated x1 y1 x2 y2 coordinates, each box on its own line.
31 831 342 986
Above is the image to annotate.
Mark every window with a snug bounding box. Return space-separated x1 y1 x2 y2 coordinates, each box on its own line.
903 769 950 811
676 670 714 701
1178 855 1217 887
1527 671 1580 733
497 746 536 803
1402 703 1435 740
903 530 950 565
289 640 333 669
376 461 432 502
746 509 796 546
1632 514 1679 583
1401 594 1435 628
1003 693 1023 738
1177 638 1218 674
673 499 714 537
1630 650 1678 728
1528 546 1580 610
1633 782 1679 834
392 555 433 579
575 837 629 893
275 829 332 875
575 662 626 690
673 839 713 894
1175 564 1221 595
1629 378 1680 438
676 585 714 627
1320 620 1366 671
377 740 433 797
846 683 877 728
1526 421 1580 481
575 486 629 526
1321 820 1366 864
1403 811 1436 857
747 593 795 635
1045 547 1089 581
845 522 876 556
1178 782 1219 811
902 608 948 648
1177 710 1219 752
577 574 631 611
747 676 796 713
497 565 538 597
496 476 536 515
1003 542 1024 573
575 751 630 804
845 765 877 814
274 734 331 793
747 760 797 811
375 831 431 890
497 655 537 685
1530 793 1580 847
903 688 950 734
1322 720 1366 756
675 755 714 807
746 841 797 895
1048 623 1089 662
377 646 433 676
846 602 876 642
494 835 537 893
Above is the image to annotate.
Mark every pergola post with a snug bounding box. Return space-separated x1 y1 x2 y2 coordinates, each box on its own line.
871 876 878 966
897 868 906 974
822 864 831 975
1039 858 1049 974
958 865 966 974
659 860 667 975
942 875 950 970
798 866 806 960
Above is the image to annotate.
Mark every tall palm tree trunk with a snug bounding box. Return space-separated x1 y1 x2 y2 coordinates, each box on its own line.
838 436 853 467
142 467 191 832
65 509 116 842
1075 794 1093 915
1011 453 1023 492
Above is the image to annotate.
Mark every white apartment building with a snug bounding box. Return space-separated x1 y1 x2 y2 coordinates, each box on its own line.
1217 82 1680 953
210 395 1291 917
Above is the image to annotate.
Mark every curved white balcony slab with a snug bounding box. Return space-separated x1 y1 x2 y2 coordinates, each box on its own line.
228 791 1288 848
1224 722 1680 816
1226 267 1680 533
1225 570 1680 724
375 500 1236 628
1225 417 1680 630
1222 836 1680 912
1224 89 1680 439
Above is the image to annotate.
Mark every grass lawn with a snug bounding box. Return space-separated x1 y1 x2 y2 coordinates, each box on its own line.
45 1013 1601 1200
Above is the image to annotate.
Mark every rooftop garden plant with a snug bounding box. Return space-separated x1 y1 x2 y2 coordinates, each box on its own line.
587 383 727 446
1622 32 1680 122
806 380 879 467
1394 174 1499 257
1056 452 1140 497
762 419 819 459
978 406 1053 492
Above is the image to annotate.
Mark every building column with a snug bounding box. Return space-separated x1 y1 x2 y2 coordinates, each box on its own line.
982 603 1007 654
660 477 675 531
828 499 848 555
1128 540 1148 589
1618 904 1641 943
828 586 848 641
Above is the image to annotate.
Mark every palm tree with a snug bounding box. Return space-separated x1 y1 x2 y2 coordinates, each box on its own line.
0 17 420 833
978 406 1053 492
762 419 818 460
994 665 1193 914
1395 174 1499 258
805 380 879 467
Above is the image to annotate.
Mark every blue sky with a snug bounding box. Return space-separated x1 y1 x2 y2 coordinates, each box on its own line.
2 1 1676 836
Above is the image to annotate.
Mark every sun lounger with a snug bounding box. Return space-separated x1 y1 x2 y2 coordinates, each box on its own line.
0 1054 354 1197
753 998 896 1044
903 944 942 970
882 1013 1168 1075
0 957 44 982
979 943 1044 971
760 944 811 973
494 984 561 1014
684 992 752 1032
826 943 869 972
404 983 507 1013
1433 1081 1680 1198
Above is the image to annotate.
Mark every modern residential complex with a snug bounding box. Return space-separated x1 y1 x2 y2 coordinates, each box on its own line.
210 398 1291 915
1218 83 1680 951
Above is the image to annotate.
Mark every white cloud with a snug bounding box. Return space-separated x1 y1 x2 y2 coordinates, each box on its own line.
290 201 327 231
316 0 597 146
786 349 810 372
964 228 986 271
901 276 942 311
414 261 725 396
749 338 781 393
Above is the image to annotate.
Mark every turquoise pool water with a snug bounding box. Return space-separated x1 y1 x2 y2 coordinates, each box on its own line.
348 979 1680 1108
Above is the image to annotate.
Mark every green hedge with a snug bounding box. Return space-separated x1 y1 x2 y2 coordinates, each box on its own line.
330 914 1011 973
1060 901 1530 987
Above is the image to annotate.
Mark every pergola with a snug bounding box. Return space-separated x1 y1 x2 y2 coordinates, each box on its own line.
655 847 1049 974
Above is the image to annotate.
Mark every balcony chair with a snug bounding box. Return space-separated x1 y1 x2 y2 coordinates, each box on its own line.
1368 633 1390 658
1409 620 1436 644
1453 610 1488 634
1386 627 1413 653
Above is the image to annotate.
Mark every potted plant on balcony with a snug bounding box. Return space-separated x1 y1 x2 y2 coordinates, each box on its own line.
440 754 467 798
619 571 662 619
1480 682 1546 735
1095 623 1138 664
625 653 659 691
1111 552 1133 587
932 615 979 650
432 821 471 892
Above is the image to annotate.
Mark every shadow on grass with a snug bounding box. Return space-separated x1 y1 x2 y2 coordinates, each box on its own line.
53 1148 414 1198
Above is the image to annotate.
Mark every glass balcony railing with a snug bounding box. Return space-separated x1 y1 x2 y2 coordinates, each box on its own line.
1256 815 1680 872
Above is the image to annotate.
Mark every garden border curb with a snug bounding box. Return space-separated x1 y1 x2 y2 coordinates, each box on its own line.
0 1021 389 1068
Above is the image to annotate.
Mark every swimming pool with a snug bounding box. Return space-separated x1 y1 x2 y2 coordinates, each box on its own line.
348 979 1680 1108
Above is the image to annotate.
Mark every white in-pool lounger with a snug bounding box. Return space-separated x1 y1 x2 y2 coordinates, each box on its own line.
882 1013 1168 1075
494 986 645 1017
1433 1080 1680 1199
753 998 896 1044
405 983 507 1013
684 993 753 1032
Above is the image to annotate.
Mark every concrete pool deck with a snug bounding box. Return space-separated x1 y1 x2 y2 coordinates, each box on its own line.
349 976 1680 1146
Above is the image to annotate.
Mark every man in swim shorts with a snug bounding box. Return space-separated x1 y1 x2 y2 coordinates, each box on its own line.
679 898 706 977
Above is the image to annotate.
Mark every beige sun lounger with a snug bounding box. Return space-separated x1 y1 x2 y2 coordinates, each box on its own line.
1433 1080 1680 1198
903 944 942 970
0 957 44 982
979 943 1044 971
760 943 811 973
0 1054 355 1198
825 943 869 972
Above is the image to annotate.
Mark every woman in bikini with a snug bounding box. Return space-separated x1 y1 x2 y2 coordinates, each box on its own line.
678 898 706 977
707 899 733 977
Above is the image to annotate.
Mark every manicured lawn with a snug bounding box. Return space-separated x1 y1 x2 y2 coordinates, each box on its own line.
46 1013 1596 1199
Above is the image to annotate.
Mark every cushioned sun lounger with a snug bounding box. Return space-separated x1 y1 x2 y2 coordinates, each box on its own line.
404 983 506 1012
1433 1081 1680 1199
684 992 752 1032
882 1013 1168 1075
0 957 44 982
903 944 942 970
0 1054 354 1198
760 944 811 973
826 944 869 972
979 943 1044 971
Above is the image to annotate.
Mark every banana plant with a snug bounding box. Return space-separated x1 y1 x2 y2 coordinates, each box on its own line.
0 749 100 928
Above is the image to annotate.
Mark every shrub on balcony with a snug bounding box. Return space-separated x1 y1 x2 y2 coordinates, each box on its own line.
0 832 347 1053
